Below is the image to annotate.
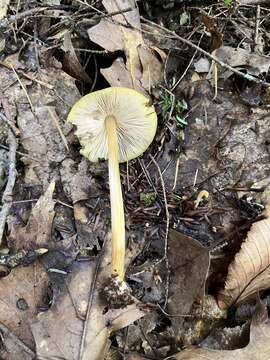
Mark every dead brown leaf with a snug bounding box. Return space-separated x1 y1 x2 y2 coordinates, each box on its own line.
0 53 79 188
212 46 270 77
168 229 210 343
218 204 270 309
202 14 223 51
60 158 97 204
88 0 164 93
31 240 149 360
0 322 35 360
8 180 55 251
62 31 92 84
175 300 270 360
0 261 49 351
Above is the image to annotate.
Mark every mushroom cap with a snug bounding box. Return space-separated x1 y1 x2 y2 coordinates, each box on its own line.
67 87 157 163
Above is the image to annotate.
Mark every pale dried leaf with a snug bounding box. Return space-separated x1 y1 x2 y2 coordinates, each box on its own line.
168 230 210 342
176 301 270 360
212 46 270 76
0 322 35 360
0 58 78 188
88 0 164 93
0 0 10 19
101 58 133 89
8 180 55 251
0 262 49 350
218 204 270 308
31 241 148 360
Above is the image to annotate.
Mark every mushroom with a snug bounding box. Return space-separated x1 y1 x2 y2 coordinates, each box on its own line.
68 87 157 280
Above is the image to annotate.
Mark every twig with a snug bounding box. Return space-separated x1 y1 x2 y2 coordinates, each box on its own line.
0 130 17 244
141 17 270 87
11 65 34 113
171 32 204 91
149 155 170 308
0 113 20 136
0 143 41 162
172 155 180 192
47 107 69 151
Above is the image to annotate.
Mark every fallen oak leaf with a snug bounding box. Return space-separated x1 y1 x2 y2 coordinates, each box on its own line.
8 180 55 251
31 239 149 360
168 229 211 344
0 261 49 350
88 0 143 91
218 203 270 309
88 0 164 93
0 322 35 360
175 299 270 360
62 31 92 85
211 46 270 77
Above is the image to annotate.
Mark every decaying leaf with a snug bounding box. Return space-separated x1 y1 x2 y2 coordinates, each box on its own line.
8 180 55 251
0 261 49 350
0 0 10 20
168 229 210 343
31 240 149 360
62 31 92 84
60 158 97 204
176 300 270 360
0 53 79 188
0 322 35 360
218 204 270 309
212 46 270 76
88 0 164 93
202 14 223 51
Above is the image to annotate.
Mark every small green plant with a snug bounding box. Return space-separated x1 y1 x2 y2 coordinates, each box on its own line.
159 91 188 129
224 0 233 6
140 192 156 207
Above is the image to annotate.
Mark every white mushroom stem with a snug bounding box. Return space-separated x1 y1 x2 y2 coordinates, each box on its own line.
105 115 125 280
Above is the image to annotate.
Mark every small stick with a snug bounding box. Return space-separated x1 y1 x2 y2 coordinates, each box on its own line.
0 113 20 136
172 156 180 192
47 107 69 151
0 130 17 244
11 65 34 113
149 154 170 308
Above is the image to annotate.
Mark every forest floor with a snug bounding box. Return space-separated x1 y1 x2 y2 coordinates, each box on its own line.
1 1 270 359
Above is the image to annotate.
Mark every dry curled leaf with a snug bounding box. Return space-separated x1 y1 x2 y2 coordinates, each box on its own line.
0 261 49 351
8 180 55 251
212 46 270 77
176 299 270 360
218 204 270 309
62 32 92 84
88 0 164 93
31 240 148 360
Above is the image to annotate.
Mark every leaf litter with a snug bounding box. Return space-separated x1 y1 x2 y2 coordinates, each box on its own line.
1 1 270 360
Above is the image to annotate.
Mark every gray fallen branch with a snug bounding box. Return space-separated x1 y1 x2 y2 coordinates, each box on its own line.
0 129 17 244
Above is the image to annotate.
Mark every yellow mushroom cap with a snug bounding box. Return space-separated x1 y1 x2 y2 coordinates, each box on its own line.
67 87 157 163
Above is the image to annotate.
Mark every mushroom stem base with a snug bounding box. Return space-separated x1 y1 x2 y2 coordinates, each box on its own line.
105 115 125 280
